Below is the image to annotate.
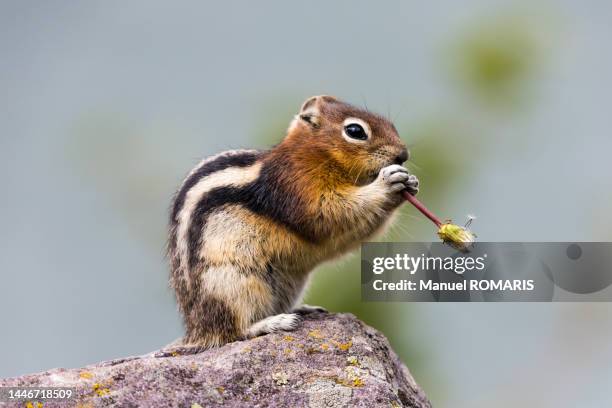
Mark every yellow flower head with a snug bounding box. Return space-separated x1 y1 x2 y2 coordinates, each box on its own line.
437 223 476 252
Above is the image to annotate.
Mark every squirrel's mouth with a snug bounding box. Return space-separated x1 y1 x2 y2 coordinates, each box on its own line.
357 170 379 186
354 158 394 186
359 159 396 185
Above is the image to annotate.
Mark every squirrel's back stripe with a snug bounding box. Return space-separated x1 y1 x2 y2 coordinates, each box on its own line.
187 186 251 269
171 150 261 223
172 151 263 280
187 169 320 269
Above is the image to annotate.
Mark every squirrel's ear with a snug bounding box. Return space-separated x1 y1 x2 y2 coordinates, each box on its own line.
298 95 337 128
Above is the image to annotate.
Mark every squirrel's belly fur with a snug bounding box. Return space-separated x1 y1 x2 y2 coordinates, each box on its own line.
168 95 414 347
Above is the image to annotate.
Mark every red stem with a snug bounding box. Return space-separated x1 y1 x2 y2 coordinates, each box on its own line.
402 191 443 228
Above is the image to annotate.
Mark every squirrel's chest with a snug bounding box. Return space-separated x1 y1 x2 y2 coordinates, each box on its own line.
199 200 388 273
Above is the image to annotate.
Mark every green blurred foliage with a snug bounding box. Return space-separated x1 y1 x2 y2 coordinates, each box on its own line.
448 13 546 109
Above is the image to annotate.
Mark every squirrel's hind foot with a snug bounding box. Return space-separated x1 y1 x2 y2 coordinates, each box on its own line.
292 304 328 315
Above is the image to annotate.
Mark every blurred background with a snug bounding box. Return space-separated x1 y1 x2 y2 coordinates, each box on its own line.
2 1 612 406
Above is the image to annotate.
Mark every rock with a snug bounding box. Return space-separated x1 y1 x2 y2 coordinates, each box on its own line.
0 313 431 407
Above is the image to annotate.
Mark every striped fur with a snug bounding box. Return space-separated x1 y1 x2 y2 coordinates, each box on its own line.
168 96 412 347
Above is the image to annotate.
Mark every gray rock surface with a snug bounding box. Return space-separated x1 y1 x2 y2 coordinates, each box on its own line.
0 313 431 407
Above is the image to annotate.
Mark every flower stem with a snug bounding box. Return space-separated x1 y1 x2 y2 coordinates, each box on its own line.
402 191 443 228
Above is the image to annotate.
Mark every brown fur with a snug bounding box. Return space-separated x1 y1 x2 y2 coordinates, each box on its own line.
265 95 406 241
169 95 410 347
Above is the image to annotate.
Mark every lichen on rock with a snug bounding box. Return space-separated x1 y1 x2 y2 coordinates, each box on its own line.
0 313 431 407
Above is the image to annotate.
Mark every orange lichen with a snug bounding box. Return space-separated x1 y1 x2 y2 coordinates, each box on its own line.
334 375 364 388
351 377 365 387
79 371 94 379
333 340 352 351
308 329 323 339
92 383 110 397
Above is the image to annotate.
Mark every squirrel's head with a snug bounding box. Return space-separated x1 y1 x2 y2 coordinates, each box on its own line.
285 95 409 185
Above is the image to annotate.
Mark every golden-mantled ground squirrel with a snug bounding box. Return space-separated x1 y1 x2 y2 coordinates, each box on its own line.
168 95 418 347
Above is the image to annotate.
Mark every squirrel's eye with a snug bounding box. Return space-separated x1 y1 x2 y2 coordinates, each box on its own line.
344 123 368 141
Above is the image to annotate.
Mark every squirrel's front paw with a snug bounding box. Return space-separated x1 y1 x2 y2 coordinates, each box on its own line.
377 164 419 197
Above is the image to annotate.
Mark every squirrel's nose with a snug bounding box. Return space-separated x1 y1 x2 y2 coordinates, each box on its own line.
394 148 409 164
